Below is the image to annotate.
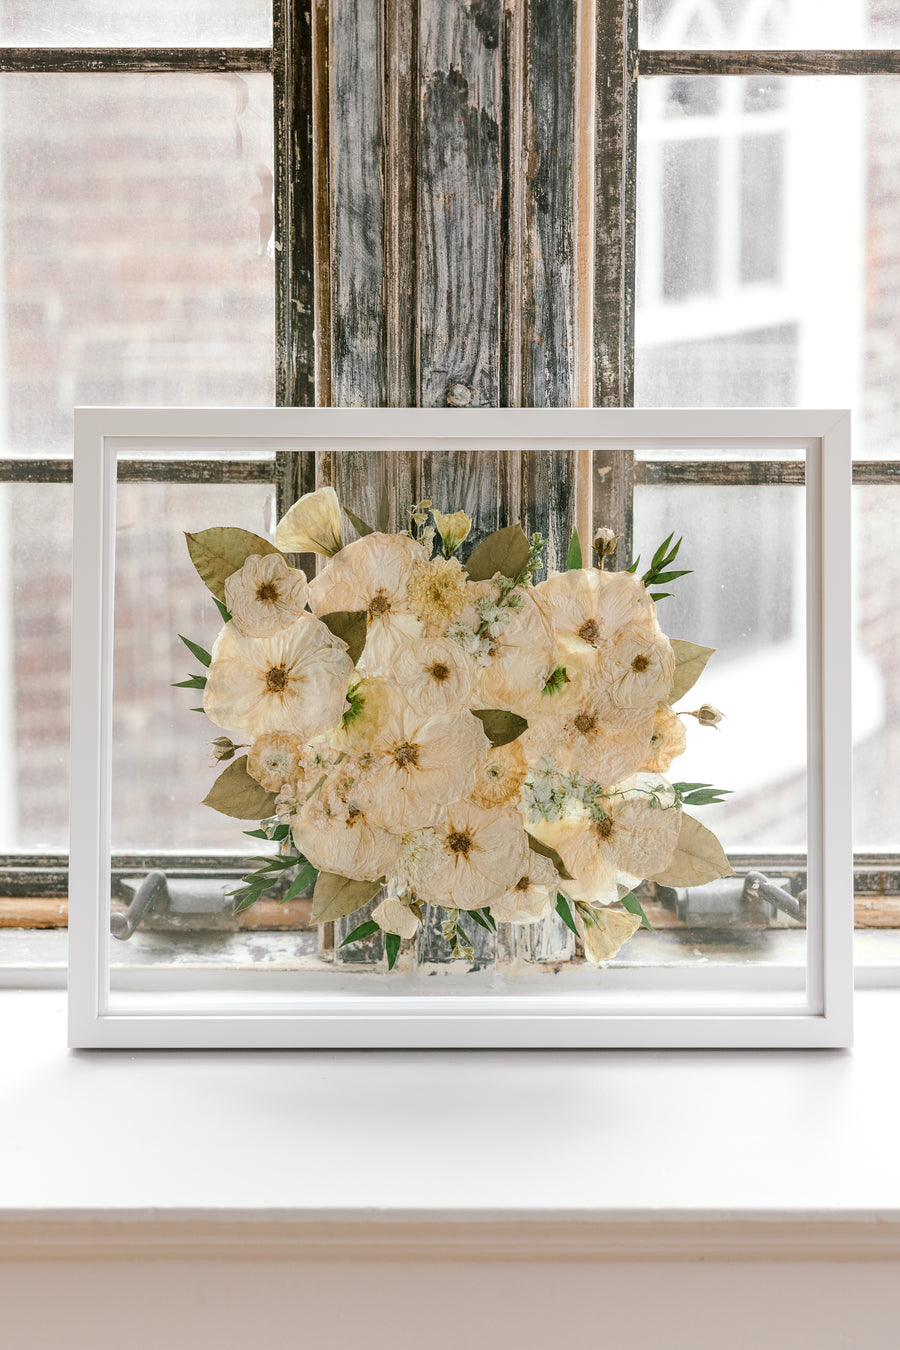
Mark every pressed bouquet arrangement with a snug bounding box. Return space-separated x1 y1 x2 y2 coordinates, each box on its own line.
174 484 732 968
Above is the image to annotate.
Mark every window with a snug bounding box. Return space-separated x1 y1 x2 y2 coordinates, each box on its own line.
0 0 896 977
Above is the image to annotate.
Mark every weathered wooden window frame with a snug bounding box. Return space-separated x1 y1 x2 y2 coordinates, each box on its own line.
0 5 898 929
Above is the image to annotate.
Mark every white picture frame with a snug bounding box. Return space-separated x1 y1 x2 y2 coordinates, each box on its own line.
68 406 852 1049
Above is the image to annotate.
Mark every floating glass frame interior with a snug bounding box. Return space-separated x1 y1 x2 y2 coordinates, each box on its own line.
68 407 852 1049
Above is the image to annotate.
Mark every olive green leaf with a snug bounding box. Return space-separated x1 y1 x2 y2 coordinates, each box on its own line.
464 523 531 582
319 610 368 663
620 890 653 931
555 894 578 936
310 872 383 924
668 639 715 703
178 634 212 668
185 527 282 602
344 507 374 538
281 862 318 903
648 813 734 888
202 755 278 820
566 528 583 570
472 709 528 747
527 834 574 881
340 919 381 948
385 931 401 970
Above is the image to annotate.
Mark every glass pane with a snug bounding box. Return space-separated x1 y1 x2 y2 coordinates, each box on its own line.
640 0 899 49
0 2 271 47
2 72 275 457
0 482 70 851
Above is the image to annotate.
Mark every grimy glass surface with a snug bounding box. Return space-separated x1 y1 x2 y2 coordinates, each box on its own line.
639 0 899 49
105 446 808 985
0 1 272 47
1 72 275 458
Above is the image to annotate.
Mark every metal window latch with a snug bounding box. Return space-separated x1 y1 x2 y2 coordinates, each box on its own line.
656 872 806 927
111 871 235 939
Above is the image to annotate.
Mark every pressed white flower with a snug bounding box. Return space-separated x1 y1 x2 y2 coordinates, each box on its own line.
274 485 343 556
247 731 303 792
291 758 399 882
531 774 681 903
308 532 427 675
471 738 528 809
418 800 532 911
488 852 558 924
581 907 642 964
388 827 443 897
330 676 396 752
407 555 470 635
203 613 353 742
363 706 489 833
641 703 687 773
432 508 473 555
372 895 420 940
606 630 676 711
522 698 654 787
533 568 656 656
453 580 556 713
392 636 475 716
224 552 309 638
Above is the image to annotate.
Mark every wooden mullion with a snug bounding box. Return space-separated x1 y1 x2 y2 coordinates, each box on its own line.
0 47 273 74
639 49 900 78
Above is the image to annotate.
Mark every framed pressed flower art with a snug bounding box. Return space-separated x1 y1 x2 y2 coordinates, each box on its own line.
68 407 852 1049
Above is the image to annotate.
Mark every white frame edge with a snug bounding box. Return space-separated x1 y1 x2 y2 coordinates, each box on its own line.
67 407 853 1050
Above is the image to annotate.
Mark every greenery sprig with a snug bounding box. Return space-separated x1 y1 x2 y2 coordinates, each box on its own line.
627 532 693 601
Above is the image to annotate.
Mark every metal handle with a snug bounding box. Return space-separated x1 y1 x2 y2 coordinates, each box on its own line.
110 869 169 939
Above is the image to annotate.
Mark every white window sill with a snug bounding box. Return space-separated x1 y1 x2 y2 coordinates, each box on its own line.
3 988 900 1261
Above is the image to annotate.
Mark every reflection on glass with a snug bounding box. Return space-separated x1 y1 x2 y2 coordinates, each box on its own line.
640 0 888 50
0 1 271 47
1 73 275 457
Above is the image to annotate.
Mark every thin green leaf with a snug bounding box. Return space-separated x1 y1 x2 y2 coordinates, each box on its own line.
282 862 318 902
178 634 212 667
555 894 578 936
649 592 671 601
340 919 381 948
385 932 401 970
232 891 265 914
271 823 290 841
172 674 207 690
189 707 204 713
649 532 674 571
566 529 583 570
345 507 374 538
479 907 497 932
681 787 732 806
672 782 711 792
647 569 692 585
468 909 493 934
625 556 640 574
377 484 390 533
620 891 654 931
213 595 232 623
243 828 270 839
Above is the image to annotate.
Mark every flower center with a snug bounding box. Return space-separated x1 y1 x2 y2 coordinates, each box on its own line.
347 804 362 823
265 665 288 692
578 619 601 646
428 662 450 683
486 761 503 780
448 830 473 856
256 581 279 603
573 711 597 734
393 741 419 768
369 590 391 617
595 817 614 840
631 653 651 673
514 875 531 892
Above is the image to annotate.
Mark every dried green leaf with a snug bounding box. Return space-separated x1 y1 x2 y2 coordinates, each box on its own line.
185 527 282 602
385 931 401 970
555 894 578 936
625 556 640 574
566 529 583 570
648 813 734 888
212 595 232 623
464 523 531 583
344 507 374 538
282 862 318 903
178 634 212 668
340 919 381 948
172 674 207 690
472 709 528 748
650 569 692 585
377 485 390 533
468 908 493 934
668 639 715 703
620 890 653 931
527 834 574 882
310 872 382 924
319 610 367 664
202 755 278 821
